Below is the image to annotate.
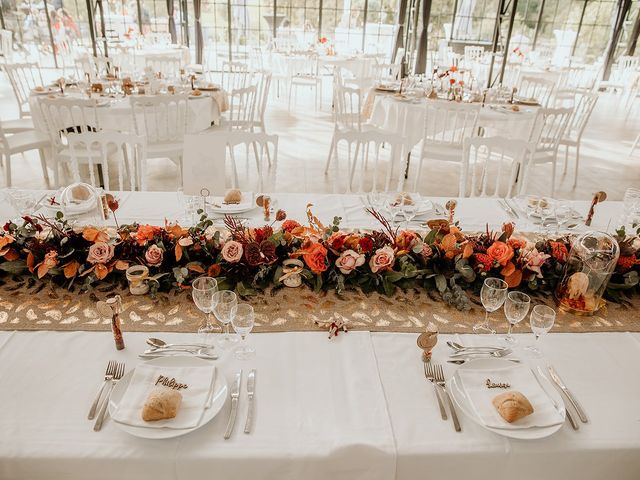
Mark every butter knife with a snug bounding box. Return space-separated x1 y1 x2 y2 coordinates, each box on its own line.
504 198 521 219
244 369 256 434
535 366 578 430
548 366 588 423
224 370 242 439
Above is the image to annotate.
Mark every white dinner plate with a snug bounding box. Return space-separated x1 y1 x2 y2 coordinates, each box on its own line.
208 192 256 214
31 87 55 95
447 358 565 440
108 356 228 439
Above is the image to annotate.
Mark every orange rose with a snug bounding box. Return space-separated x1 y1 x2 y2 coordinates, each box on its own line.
135 224 161 246
302 243 328 274
395 231 417 250
486 241 514 267
549 241 569 262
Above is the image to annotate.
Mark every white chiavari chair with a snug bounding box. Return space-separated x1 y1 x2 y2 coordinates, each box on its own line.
463 46 484 68
3 62 43 118
600 55 639 94
412 102 481 194
557 90 598 188
221 61 250 92
522 107 573 197
252 72 273 165
0 121 51 187
517 75 556 107
461 136 529 198
1 30 13 62
144 54 182 78
76 55 115 80
225 131 279 192
220 85 258 131
371 63 400 83
38 96 102 187
287 53 322 111
66 132 146 191
130 93 189 182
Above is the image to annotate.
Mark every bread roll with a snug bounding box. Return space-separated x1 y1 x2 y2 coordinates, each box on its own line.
492 391 534 423
224 189 242 204
142 387 183 422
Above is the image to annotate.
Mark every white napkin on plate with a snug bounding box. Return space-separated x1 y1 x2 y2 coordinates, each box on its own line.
457 364 564 430
112 363 216 429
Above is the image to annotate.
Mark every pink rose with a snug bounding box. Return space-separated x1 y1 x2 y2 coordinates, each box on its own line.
523 247 550 278
221 240 243 263
335 249 365 275
87 241 114 264
145 244 163 266
369 245 395 273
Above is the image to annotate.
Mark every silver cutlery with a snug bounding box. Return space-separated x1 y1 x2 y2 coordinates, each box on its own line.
498 199 517 218
224 370 242 439
88 360 116 420
433 364 461 432
244 369 256 434
449 348 512 359
146 337 216 350
504 198 521 218
446 341 507 353
423 362 447 420
536 367 578 430
94 362 125 431
548 366 588 423
139 349 218 360
448 358 521 364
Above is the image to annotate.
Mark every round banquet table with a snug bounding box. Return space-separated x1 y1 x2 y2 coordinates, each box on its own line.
367 93 539 148
29 89 229 136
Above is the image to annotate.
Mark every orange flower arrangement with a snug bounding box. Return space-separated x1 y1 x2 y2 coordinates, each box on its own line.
300 242 328 274
549 241 569 262
486 241 514 266
135 224 161 246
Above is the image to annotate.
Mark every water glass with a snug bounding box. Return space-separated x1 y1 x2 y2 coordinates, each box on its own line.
5 189 36 218
475 277 508 334
191 277 221 343
177 188 201 225
623 187 640 229
212 290 238 348
503 291 531 343
526 304 556 357
232 303 255 360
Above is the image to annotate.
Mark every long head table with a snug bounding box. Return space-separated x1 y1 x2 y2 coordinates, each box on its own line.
1 191 639 480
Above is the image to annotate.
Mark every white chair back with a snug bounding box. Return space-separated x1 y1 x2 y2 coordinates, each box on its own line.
225 131 278 191
38 97 101 150
371 63 400 83
334 83 363 131
518 75 556 107
464 46 484 64
529 107 573 154
66 131 147 191
3 62 43 118
222 61 250 92
565 90 598 142
1 30 13 62
461 136 528 198
130 94 189 145
226 85 258 131
76 55 115 79
253 71 272 130
422 102 481 148
145 54 182 78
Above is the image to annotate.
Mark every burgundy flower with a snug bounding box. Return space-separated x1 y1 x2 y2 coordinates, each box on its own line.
244 240 277 266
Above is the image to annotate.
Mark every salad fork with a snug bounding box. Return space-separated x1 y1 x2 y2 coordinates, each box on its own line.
423 362 447 420
88 360 116 420
434 364 461 432
94 362 125 431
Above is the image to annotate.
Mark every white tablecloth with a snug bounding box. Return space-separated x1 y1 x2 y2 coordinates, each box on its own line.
369 96 538 148
0 330 639 480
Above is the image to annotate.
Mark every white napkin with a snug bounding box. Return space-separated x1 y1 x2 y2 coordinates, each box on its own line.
112 363 216 429
457 364 564 430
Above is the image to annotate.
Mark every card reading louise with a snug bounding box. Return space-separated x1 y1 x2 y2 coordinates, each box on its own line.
182 133 226 196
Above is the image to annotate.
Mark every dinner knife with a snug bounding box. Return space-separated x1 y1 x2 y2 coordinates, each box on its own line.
244 369 256 434
548 366 588 423
224 370 242 439
535 366 578 430
504 198 521 219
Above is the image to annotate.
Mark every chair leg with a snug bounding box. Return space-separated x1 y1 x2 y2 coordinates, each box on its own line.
563 144 568 175
4 154 12 187
288 84 293 111
38 149 51 189
550 159 557 198
630 132 640 157
325 132 336 174
573 143 580 188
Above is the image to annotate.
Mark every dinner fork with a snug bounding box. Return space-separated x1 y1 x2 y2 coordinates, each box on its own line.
88 360 116 420
93 362 125 432
433 364 461 432
423 362 447 420
449 348 512 359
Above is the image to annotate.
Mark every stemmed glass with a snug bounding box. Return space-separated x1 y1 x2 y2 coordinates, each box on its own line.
525 304 556 357
232 303 255 360
212 290 238 348
191 277 221 344
384 195 402 228
475 278 508 334
503 291 531 343
400 201 418 229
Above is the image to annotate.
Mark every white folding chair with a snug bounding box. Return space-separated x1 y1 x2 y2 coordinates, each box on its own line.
145 54 182 78
333 130 407 194
221 61 250 93
3 62 44 118
461 136 529 198
0 121 51 187
522 107 573 197
66 132 146 191
38 96 102 187
130 93 189 181
517 75 556 107
557 90 598 188
413 102 481 194
287 54 322 111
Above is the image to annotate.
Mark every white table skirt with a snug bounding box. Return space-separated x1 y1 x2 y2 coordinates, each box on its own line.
1 330 639 480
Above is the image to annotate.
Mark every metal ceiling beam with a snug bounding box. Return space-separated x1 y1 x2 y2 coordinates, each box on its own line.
602 0 632 80
625 6 640 56
42 0 59 68
571 0 588 58
531 0 546 50
498 0 517 84
86 0 98 57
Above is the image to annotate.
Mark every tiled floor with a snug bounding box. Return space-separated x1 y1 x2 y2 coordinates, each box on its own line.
2 68 639 200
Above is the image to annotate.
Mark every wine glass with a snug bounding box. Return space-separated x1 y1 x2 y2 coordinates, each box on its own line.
384 194 402 228
475 277 508 334
623 187 640 229
191 277 221 344
525 304 556 357
400 201 418 229
503 291 531 343
232 303 255 360
212 290 238 348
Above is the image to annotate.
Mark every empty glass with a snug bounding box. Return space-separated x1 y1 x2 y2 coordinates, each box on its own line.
503 291 531 343
526 304 556 357
212 290 238 348
232 303 255 360
191 277 221 344
623 187 640 229
476 278 508 334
